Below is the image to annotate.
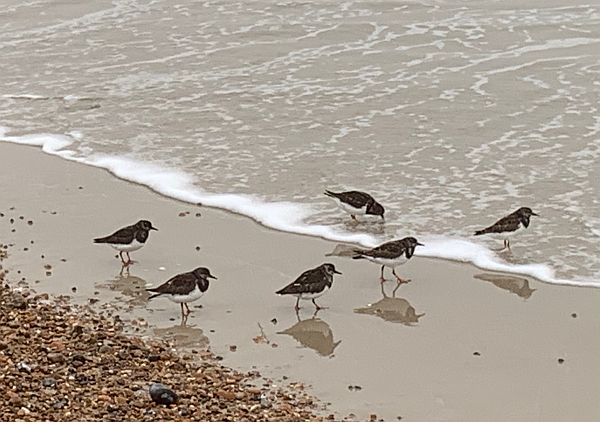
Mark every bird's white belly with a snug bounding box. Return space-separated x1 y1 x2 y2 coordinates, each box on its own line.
295 288 329 301
111 240 144 252
337 201 367 216
364 255 408 268
167 286 204 304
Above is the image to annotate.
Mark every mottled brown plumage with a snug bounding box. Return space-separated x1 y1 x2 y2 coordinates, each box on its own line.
474 207 538 251
147 267 217 318
354 238 419 260
93 220 158 265
94 220 157 245
276 263 342 311
324 190 385 219
353 237 423 284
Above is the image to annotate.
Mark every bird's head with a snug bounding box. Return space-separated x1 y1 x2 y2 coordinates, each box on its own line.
322 263 342 276
137 220 158 231
193 267 217 280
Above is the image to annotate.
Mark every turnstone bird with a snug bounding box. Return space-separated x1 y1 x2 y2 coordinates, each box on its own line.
474 207 538 251
324 190 385 221
353 237 423 285
147 267 216 318
276 263 342 311
93 220 157 265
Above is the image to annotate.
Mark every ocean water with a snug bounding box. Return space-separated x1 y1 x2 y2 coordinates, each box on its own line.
1 0 599 286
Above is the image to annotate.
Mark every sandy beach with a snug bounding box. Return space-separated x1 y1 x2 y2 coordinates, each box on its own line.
1 143 600 421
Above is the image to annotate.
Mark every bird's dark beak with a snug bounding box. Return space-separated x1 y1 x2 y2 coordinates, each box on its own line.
334 269 342 275
208 274 217 279
531 212 539 216
151 226 158 231
417 242 425 246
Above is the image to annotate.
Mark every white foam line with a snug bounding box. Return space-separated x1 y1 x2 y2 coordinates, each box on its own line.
1 126 598 288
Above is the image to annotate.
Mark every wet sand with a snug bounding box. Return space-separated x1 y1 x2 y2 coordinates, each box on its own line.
2 142 600 421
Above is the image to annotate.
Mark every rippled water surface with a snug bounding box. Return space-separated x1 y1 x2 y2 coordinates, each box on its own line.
1 0 599 282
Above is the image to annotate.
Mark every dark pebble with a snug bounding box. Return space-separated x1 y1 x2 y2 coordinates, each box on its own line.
473 352 481 356
53 399 68 409
571 313 577 318
42 377 57 388
148 355 161 362
195 246 201 251
558 358 565 364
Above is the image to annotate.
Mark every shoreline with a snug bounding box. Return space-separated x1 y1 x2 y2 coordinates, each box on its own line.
1 130 588 288
3 142 600 421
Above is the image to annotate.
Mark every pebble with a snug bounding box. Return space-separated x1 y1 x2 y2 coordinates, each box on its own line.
0 280 324 421
42 377 57 388
47 352 66 364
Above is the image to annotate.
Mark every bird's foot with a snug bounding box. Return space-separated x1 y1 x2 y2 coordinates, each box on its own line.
395 277 411 285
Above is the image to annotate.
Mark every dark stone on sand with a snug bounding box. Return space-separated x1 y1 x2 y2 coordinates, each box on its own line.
148 354 161 362
17 362 32 373
47 352 65 364
9 293 27 309
149 382 178 405
42 377 57 388
473 351 481 356
53 399 68 409
558 358 565 364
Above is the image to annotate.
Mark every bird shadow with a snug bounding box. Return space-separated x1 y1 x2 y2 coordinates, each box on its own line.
95 265 150 307
153 322 210 349
354 284 425 326
277 309 341 357
474 272 536 299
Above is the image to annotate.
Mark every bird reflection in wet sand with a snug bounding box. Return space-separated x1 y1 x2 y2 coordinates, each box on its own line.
474 273 536 299
95 266 150 307
278 310 341 357
154 323 209 349
354 284 425 326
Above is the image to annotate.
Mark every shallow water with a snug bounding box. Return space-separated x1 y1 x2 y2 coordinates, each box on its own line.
1 0 600 284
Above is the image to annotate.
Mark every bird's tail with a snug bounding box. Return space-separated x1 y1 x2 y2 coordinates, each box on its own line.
324 190 339 199
93 236 109 243
352 250 366 260
474 228 489 236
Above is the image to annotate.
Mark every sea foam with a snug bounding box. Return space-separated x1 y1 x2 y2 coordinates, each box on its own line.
1 126 597 288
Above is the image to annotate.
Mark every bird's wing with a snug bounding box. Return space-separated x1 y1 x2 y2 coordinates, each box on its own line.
276 268 326 295
149 272 196 295
326 190 371 208
94 225 135 244
476 213 520 235
360 241 404 259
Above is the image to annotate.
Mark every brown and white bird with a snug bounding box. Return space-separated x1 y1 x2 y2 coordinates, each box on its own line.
147 267 217 318
276 263 342 311
353 237 423 285
474 207 538 251
94 219 158 265
324 190 385 221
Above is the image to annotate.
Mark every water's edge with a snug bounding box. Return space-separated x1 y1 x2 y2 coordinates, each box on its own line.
1 126 596 288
